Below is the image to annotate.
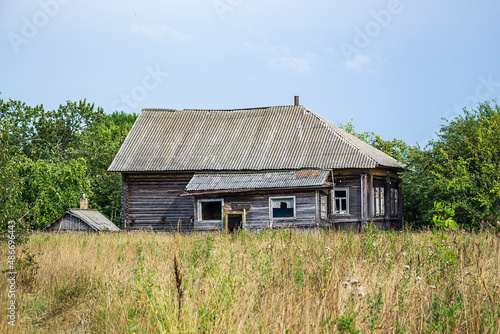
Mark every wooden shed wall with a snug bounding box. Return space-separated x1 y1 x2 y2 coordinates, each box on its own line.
124 173 195 230
46 215 92 232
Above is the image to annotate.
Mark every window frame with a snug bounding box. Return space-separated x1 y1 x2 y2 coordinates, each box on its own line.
269 196 296 220
332 188 349 215
391 188 398 217
197 198 224 223
374 187 385 217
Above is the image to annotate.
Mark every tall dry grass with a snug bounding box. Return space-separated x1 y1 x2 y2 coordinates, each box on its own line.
1 228 499 333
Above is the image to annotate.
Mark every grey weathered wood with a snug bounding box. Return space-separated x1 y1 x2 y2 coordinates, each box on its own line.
384 176 391 221
360 174 367 223
193 189 319 230
119 168 403 232
368 174 374 221
122 173 129 229
125 173 195 231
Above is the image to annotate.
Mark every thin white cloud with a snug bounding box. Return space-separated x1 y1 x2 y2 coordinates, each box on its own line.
269 55 313 73
243 27 315 74
343 54 372 73
130 23 193 41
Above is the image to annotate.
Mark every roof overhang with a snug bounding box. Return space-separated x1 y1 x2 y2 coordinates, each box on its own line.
181 169 331 196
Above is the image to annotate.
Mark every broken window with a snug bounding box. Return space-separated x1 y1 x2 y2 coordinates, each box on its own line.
270 197 295 218
333 189 348 214
198 199 223 221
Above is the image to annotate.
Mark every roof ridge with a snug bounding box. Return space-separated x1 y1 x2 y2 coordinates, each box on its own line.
141 105 303 113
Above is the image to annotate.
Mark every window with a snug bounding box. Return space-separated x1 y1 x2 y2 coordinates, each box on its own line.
269 197 295 219
198 199 223 222
374 187 385 217
391 189 398 216
333 189 348 214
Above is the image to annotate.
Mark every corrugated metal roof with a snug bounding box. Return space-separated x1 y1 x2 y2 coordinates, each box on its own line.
68 209 120 231
108 106 405 172
185 169 330 192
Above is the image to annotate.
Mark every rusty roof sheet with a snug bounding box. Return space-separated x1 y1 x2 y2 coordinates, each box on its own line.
108 106 405 172
185 169 330 192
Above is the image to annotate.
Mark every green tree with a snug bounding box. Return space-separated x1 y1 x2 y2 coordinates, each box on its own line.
19 157 90 230
338 120 412 164
0 99 105 162
0 118 28 231
0 98 131 230
404 101 500 228
79 111 137 226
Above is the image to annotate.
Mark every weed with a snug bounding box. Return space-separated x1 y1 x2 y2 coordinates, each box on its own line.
173 253 184 321
365 287 384 332
14 248 40 291
1 230 498 333
334 300 361 334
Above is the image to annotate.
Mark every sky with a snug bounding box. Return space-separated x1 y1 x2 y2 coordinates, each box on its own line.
1 0 499 146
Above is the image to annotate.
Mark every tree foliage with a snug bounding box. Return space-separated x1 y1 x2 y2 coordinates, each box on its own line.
403 101 500 229
0 98 136 230
340 101 500 229
339 120 412 164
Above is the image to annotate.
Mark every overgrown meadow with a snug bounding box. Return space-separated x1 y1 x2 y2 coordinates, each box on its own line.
1 229 499 333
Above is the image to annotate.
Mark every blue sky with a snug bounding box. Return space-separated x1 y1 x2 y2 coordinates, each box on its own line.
1 0 499 146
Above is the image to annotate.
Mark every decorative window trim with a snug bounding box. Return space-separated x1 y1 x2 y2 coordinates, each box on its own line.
391 188 398 216
197 199 224 223
333 188 349 215
269 196 296 220
374 187 385 217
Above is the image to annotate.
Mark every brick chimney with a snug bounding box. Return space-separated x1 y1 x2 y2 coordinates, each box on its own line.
294 96 299 106
80 189 88 210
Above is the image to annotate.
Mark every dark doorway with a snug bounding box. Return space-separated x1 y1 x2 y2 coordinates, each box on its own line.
227 214 243 232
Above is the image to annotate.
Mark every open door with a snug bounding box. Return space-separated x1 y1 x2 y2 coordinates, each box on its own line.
224 210 246 232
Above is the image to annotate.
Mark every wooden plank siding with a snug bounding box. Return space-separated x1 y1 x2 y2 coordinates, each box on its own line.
193 189 320 231
45 215 92 232
124 173 195 230
331 170 403 231
330 176 361 223
120 168 403 232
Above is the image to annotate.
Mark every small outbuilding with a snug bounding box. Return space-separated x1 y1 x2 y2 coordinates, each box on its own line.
45 209 120 232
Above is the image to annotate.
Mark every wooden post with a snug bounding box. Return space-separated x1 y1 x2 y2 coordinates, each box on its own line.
385 176 391 225
368 174 374 222
360 174 368 230
243 209 246 229
121 173 128 230
398 181 403 228
315 190 320 225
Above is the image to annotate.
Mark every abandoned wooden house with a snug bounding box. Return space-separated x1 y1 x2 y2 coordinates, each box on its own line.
45 197 120 232
108 103 405 232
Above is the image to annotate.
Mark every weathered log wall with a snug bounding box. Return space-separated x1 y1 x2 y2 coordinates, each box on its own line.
124 173 195 230
120 168 403 232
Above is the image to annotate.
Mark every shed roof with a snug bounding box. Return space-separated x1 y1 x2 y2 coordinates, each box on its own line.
46 209 120 231
67 209 120 231
108 106 405 172
185 169 331 193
